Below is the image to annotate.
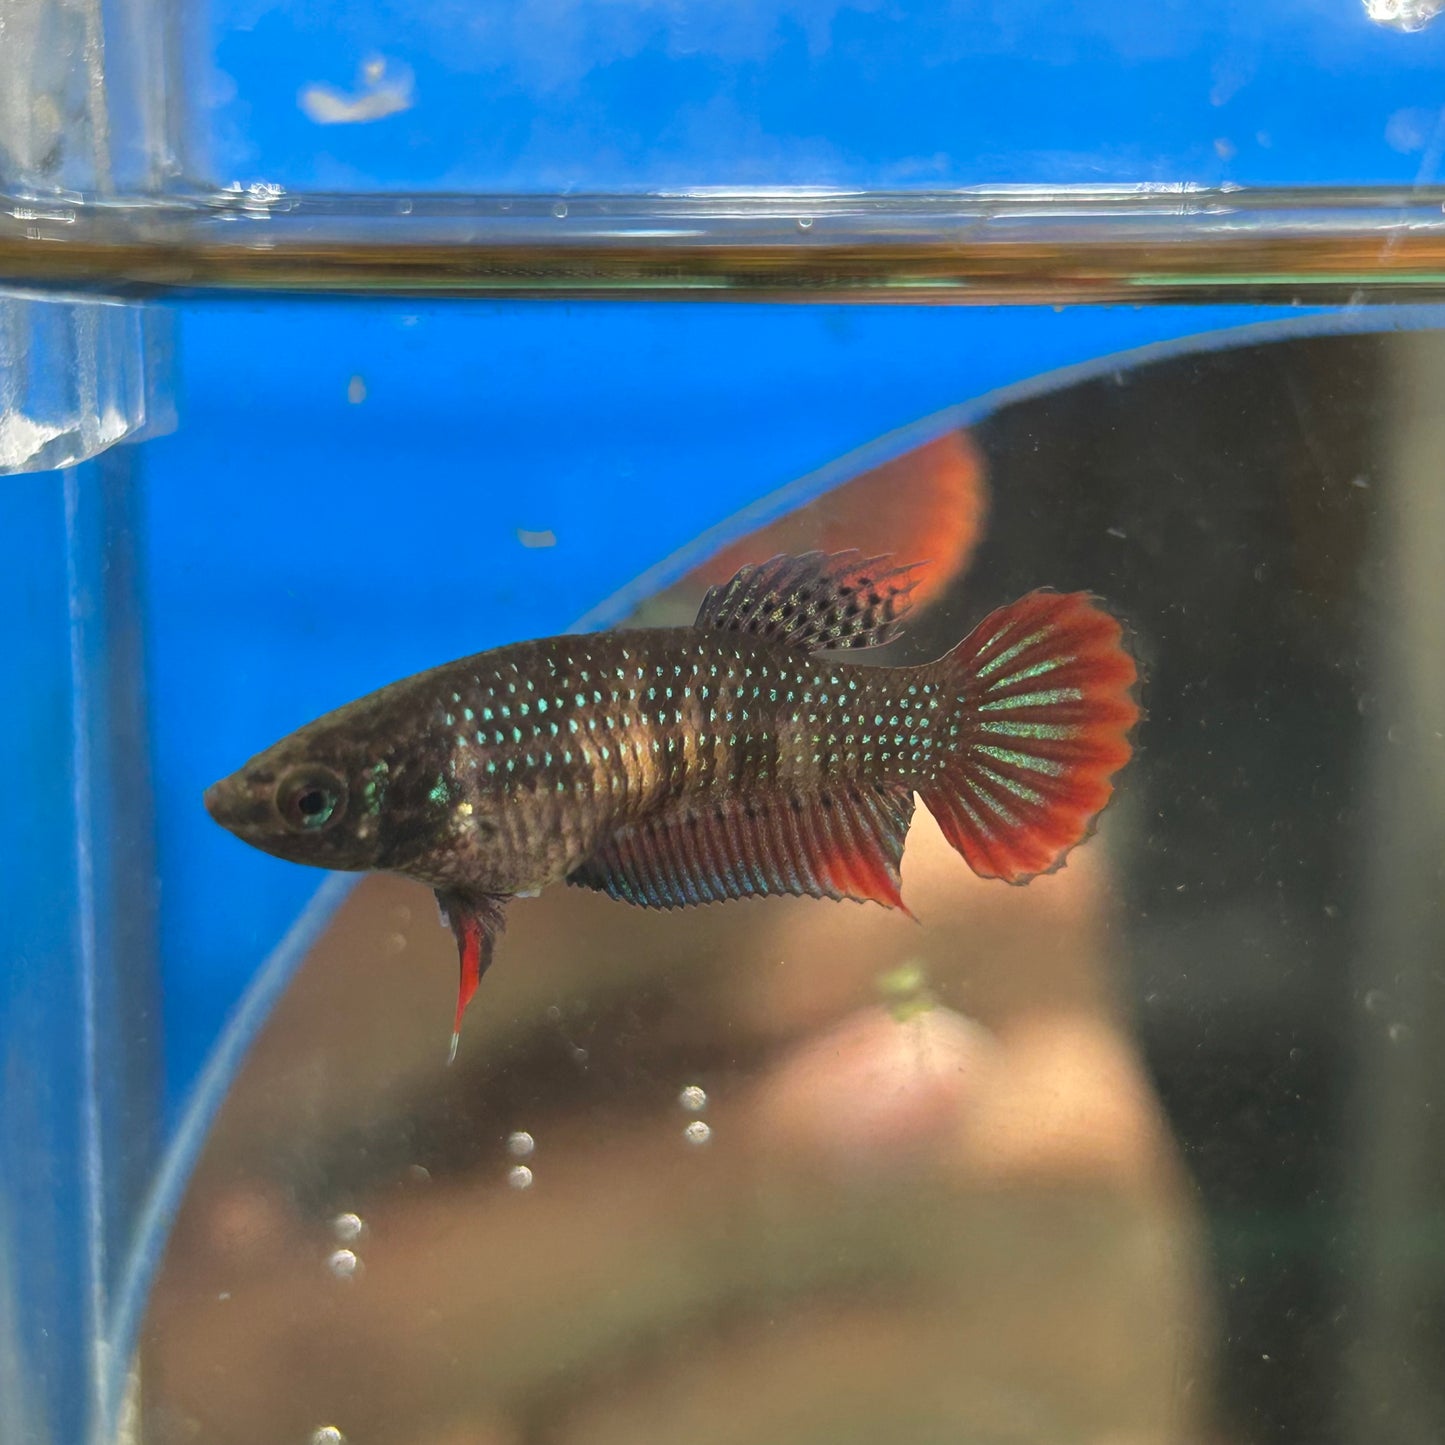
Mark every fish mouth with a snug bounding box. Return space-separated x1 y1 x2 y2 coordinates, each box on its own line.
204 772 275 838
202 779 227 821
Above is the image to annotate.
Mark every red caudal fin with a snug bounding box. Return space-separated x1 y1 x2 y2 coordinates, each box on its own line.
917 590 1140 883
435 892 509 1063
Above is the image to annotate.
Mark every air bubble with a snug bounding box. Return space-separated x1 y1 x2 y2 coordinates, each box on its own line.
678 1084 707 1112
552 200 569 219
327 1248 360 1279
506 1130 535 1158
796 216 813 230
1388 1021 1412 1044
311 1428 346 1445
331 1212 365 1242
1364 988 1390 1015
683 1120 712 1146
508 1165 534 1190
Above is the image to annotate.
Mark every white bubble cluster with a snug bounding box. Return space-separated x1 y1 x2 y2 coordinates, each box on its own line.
508 1165 534 1190
1365 0 1444 31
683 1120 712 1147
678 1084 707 1112
311 1429 345 1445
507 1130 535 1158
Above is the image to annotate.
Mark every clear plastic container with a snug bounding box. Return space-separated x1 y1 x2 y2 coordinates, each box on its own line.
4 4 1445 1443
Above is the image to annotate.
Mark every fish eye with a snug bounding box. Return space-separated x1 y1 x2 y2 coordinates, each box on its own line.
276 766 348 833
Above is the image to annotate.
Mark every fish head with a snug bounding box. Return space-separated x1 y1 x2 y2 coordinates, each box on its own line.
204 724 390 873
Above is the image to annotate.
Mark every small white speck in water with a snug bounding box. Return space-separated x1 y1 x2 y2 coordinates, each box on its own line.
508 1165 534 1190
507 1130 535 1158
331 1212 365 1242
683 1120 712 1147
311 1428 346 1445
327 1248 360 1279
678 1084 707 1112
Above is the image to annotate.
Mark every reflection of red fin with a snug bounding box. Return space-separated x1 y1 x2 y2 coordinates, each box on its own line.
695 550 922 653
435 892 509 1062
919 590 1139 883
696 431 988 612
567 784 916 916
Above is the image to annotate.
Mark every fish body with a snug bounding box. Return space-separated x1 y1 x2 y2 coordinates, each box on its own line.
206 552 1139 1056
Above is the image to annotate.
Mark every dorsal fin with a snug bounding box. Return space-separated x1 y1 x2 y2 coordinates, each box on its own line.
566 782 917 914
694 550 922 653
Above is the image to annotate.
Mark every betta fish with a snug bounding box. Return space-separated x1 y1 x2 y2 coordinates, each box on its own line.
205 552 1139 1059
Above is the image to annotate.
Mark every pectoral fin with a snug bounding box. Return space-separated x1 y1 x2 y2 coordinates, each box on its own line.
435 891 510 1063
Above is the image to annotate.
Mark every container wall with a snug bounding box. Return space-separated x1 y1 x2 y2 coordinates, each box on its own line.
0 453 160 1445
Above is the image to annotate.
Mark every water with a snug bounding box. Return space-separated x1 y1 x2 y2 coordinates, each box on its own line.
117 300 1445 1445
9 2 1445 1436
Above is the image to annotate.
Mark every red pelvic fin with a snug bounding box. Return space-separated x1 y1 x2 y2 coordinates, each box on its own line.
436 892 509 1063
693 550 924 653
919 590 1139 883
567 783 917 916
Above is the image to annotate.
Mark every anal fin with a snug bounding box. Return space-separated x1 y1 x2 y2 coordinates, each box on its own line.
567 784 916 915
